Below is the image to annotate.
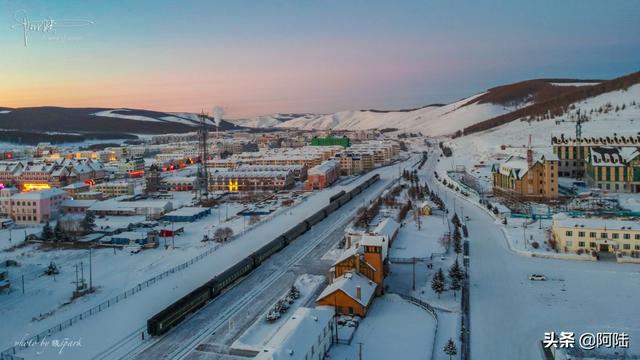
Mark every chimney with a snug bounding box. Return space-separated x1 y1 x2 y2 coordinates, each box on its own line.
356 286 362 300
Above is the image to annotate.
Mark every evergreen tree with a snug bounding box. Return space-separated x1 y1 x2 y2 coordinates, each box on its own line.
41 221 53 241
443 338 457 359
431 268 445 298
453 227 462 254
80 212 96 234
452 213 461 228
54 221 64 242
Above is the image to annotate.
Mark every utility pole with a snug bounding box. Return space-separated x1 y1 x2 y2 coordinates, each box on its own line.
412 257 416 291
522 222 527 249
358 342 363 360
172 221 175 249
21 274 24 294
89 247 93 290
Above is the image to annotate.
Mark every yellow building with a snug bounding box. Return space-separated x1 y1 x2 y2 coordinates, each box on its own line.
491 154 559 199
551 215 640 254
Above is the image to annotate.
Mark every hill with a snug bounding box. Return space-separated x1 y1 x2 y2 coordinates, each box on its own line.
0 107 245 144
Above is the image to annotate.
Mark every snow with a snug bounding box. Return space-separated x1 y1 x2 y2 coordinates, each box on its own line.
551 82 600 87
420 148 640 359
4 154 416 359
0 110 11 114
232 274 325 352
273 93 517 136
389 215 448 259
91 109 163 123
329 294 436 360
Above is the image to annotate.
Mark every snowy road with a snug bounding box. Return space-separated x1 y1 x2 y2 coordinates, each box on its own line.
424 150 640 359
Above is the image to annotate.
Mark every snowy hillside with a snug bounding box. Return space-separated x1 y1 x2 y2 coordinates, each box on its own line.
230 113 320 128
275 93 520 137
443 83 640 187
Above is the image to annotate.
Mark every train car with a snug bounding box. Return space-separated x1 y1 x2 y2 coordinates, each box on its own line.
367 174 380 186
329 190 346 203
337 192 352 207
252 236 287 266
323 201 340 215
350 186 362 196
147 283 212 336
282 222 309 243
210 257 255 296
305 209 327 227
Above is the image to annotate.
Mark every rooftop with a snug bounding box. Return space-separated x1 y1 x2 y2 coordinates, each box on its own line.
316 271 376 306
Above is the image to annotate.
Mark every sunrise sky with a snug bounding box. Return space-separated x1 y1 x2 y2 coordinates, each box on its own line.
1 0 639 118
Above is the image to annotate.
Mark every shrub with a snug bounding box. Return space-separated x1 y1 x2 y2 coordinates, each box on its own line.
531 241 539 249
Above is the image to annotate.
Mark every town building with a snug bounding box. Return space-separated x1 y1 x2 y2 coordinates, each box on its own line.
551 214 640 254
551 127 640 181
162 207 211 222
6 188 67 224
209 169 295 192
305 160 341 191
92 181 135 198
255 307 334 360
491 154 559 200
311 136 351 148
584 146 640 193
316 271 377 317
60 199 97 215
161 176 197 191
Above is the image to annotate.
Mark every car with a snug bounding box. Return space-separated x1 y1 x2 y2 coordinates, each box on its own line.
529 274 546 281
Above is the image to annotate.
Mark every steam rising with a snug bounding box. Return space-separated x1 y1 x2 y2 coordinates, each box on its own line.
212 106 224 127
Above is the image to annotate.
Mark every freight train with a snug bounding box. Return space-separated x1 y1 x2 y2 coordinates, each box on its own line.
147 174 380 336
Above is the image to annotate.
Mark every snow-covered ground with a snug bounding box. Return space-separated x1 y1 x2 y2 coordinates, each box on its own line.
274 93 518 137
6 155 415 359
231 274 325 352
389 215 448 259
328 294 436 360
421 149 640 359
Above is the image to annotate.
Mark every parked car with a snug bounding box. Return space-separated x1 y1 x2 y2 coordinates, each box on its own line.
528 274 546 281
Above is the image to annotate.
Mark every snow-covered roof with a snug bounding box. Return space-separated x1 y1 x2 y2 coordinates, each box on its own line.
553 215 640 232
308 159 340 176
63 182 90 190
163 206 208 217
589 146 640 166
316 271 377 306
61 199 97 208
255 307 334 360
372 217 400 241
209 169 293 178
12 188 66 200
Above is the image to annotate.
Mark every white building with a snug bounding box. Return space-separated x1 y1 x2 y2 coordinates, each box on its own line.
255 307 334 360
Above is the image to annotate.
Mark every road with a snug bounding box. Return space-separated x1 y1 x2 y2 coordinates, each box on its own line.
422 149 640 359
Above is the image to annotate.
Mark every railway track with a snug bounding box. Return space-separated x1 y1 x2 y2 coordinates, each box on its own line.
162 215 351 360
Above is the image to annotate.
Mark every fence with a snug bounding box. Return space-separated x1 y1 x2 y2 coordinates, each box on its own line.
0 241 225 359
394 293 439 360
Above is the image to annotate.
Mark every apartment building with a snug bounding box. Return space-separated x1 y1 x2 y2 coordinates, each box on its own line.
552 214 640 254
6 188 67 224
492 154 559 199
208 169 295 192
584 146 640 193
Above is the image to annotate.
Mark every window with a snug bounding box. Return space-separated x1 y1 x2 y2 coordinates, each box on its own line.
578 232 585 238
623 244 631 250
612 233 619 239
624 234 630 240
635 234 640 240
590 232 596 238
635 245 640 250
566 240 573 247
565 231 573 236
578 241 586 247
590 242 596 248
601 233 608 239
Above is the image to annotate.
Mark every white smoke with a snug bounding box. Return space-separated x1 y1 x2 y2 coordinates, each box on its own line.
212 106 224 127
